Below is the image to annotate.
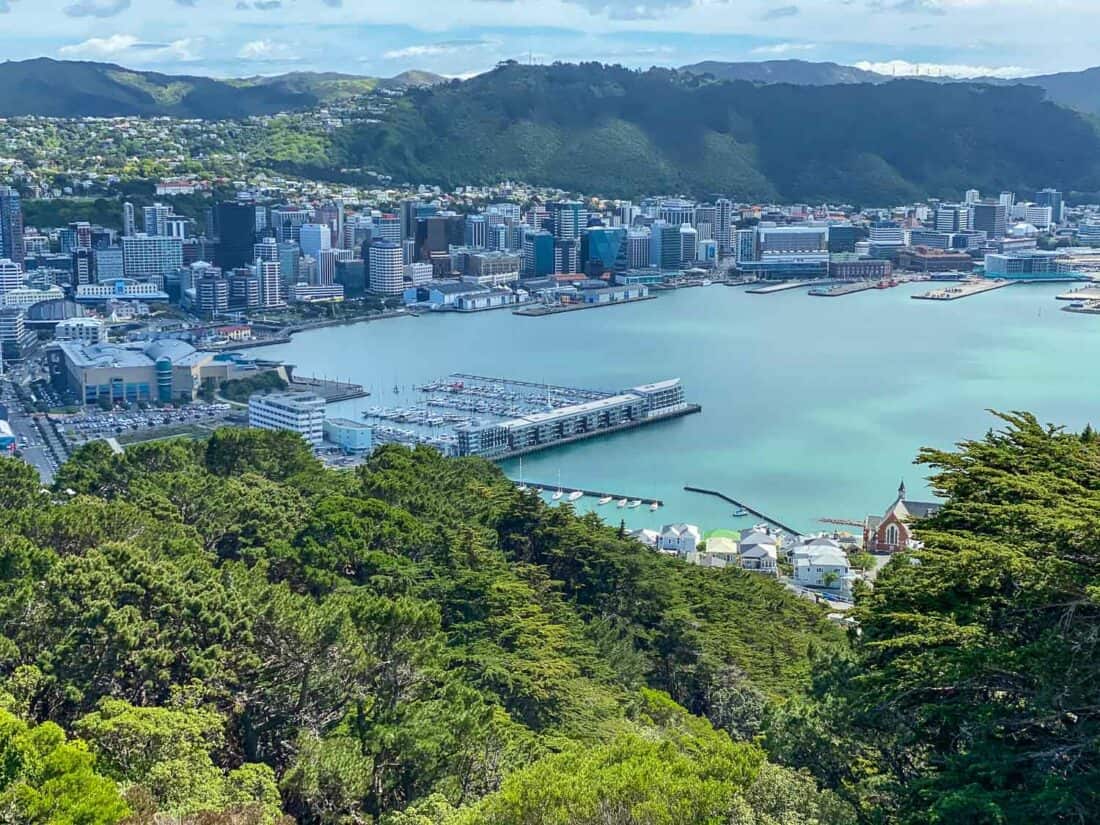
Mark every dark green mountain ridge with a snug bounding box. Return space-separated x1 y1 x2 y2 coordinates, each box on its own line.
319 61 1100 203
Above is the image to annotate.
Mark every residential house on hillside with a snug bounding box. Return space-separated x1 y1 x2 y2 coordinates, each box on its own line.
658 523 703 555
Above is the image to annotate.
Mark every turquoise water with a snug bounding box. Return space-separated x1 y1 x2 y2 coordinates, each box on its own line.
246 282 1100 535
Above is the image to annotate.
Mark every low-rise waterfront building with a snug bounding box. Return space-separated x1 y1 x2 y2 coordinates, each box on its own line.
324 417 373 452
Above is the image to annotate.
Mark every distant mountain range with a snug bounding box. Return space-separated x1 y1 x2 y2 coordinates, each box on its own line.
5 57 1100 203
678 59 1100 115
0 58 446 118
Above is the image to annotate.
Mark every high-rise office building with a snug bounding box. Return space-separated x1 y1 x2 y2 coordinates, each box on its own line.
971 201 1008 240
122 202 135 237
277 242 300 284
122 235 184 279
72 248 92 286
215 202 257 271
522 231 554 278
0 187 24 266
828 224 859 254
375 214 401 244
715 199 733 255
650 221 682 270
269 206 310 244
1036 188 1064 224
254 237 279 263
659 199 695 226
465 215 488 249
0 259 23 295
369 241 403 295
254 260 283 307
143 203 170 237
299 223 331 263
965 189 981 205
550 201 584 240
935 204 971 232
195 274 229 316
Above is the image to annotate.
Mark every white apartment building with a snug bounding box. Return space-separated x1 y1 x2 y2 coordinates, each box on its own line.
248 391 325 447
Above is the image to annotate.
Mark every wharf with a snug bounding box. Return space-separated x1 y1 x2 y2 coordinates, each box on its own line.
1063 301 1100 315
513 295 657 317
912 279 1013 301
1057 286 1100 301
746 280 822 294
287 375 368 403
493 404 702 461
522 482 663 507
684 486 802 537
809 281 878 297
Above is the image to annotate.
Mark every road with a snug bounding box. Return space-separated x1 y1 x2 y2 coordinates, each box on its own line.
1 375 61 485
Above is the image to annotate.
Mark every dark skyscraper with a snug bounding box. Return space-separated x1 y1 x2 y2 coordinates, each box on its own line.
214 202 257 271
0 186 24 265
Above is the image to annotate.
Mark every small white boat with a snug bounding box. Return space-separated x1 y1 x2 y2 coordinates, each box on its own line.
649 502 660 512
567 490 584 502
627 499 642 509
552 489 564 501
616 498 628 508
517 484 529 493
598 496 613 506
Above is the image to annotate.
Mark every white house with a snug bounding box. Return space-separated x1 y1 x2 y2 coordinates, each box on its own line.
793 547 851 590
658 523 703 555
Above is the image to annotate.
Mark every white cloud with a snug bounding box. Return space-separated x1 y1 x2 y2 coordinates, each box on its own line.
751 42 816 55
854 59 1028 78
59 34 138 56
59 34 200 61
382 39 499 60
237 39 299 62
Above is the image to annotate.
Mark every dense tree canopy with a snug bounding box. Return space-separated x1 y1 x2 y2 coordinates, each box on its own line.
3 412 1096 822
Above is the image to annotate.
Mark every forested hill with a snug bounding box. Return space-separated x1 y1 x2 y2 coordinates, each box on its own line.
1 412 1099 822
0 430 846 823
328 62 1100 203
0 59 443 118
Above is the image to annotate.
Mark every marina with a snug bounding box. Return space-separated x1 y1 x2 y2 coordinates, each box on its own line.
360 373 700 459
912 278 1014 301
522 481 663 508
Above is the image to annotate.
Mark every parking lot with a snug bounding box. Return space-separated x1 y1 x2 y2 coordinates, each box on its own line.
59 402 236 443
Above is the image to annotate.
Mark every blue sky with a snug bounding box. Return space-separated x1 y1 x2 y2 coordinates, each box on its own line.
0 0 1091 79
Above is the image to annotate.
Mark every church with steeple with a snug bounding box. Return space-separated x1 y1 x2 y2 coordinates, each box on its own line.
863 480 942 554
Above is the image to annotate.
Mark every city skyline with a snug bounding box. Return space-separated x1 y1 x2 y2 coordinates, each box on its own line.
0 0 1096 79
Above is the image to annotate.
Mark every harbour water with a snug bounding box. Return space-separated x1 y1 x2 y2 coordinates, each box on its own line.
247 281 1100 535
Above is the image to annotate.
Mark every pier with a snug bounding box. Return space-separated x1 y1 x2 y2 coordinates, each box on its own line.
1057 286 1100 301
809 281 878 297
912 279 1013 301
513 295 656 316
683 486 803 537
287 375 368 402
522 482 663 507
745 280 825 295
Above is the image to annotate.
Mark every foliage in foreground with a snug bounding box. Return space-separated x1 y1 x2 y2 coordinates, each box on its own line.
770 412 1100 824
0 430 840 823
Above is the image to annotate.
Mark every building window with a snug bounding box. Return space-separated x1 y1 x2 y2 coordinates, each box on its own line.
885 523 900 547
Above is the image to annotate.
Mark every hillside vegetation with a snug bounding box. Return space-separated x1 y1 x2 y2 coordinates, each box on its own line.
327 62 1100 203
0 411 1098 822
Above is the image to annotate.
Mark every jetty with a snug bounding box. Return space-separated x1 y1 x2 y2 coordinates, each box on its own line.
746 280 824 295
523 482 663 507
683 486 803 536
287 375 368 402
809 281 878 297
1057 285 1100 301
513 295 656 317
912 279 1013 301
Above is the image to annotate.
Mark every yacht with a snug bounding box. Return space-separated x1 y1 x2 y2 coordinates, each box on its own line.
567 490 584 502
627 499 642 509
516 458 528 492
649 502 660 512
616 498 628 508
598 496 613 506
552 489 565 501
732 508 748 518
